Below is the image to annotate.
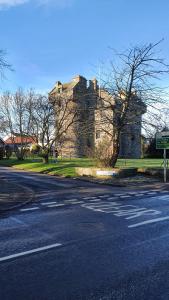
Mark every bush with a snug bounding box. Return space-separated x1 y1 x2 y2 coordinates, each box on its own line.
5 145 12 159
0 147 4 160
30 144 41 155
94 139 113 167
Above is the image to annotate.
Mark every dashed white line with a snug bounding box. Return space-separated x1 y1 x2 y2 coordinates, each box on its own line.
0 243 62 262
128 192 137 195
67 201 84 205
106 197 119 200
47 204 65 208
88 199 101 202
20 207 39 212
65 199 78 202
41 202 57 205
147 192 157 195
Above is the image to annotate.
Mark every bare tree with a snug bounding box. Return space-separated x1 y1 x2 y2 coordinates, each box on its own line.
0 89 36 160
0 49 12 135
97 41 169 167
32 92 79 163
0 87 79 163
0 49 12 79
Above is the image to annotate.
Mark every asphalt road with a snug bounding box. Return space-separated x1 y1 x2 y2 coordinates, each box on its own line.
1 168 169 299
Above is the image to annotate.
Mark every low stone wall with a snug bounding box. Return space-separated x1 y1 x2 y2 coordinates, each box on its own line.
138 168 168 178
75 167 138 178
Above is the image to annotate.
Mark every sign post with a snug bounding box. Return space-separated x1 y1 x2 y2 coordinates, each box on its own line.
164 148 167 183
156 131 169 183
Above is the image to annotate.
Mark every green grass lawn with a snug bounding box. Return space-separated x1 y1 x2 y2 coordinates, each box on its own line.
116 158 164 169
0 157 165 177
0 158 95 177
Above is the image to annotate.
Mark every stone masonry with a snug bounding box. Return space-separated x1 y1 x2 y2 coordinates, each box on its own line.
49 75 146 158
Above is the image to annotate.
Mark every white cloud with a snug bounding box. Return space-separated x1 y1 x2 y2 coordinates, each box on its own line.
37 0 74 8
0 0 74 9
0 0 28 9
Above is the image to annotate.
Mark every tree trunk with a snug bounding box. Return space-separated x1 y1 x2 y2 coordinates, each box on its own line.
16 147 25 161
104 134 120 168
42 154 49 164
109 144 120 167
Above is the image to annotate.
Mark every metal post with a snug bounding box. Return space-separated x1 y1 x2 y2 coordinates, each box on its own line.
164 149 167 183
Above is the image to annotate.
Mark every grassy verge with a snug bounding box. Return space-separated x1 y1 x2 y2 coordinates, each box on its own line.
0 157 164 177
0 158 95 177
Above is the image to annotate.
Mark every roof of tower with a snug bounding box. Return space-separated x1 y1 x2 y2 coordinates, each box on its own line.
49 75 87 95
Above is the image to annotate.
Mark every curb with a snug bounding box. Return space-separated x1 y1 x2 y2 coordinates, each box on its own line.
73 176 126 187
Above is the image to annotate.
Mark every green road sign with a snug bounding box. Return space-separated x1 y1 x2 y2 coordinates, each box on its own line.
156 132 169 149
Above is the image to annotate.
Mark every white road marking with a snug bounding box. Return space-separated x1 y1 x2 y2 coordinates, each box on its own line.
20 207 39 212
82 197 92 200
157 195 169 201
67 201 84 205
41 202 57 205
120 195 130 198
81 202 121 209
98 195 109 198
128 216 169 228
147 195 169 201
0 243 62 262
160 191 168 193
47 204 65 208
128 192 137 195
101 205 137 213
107 197 119 200
65 199 78 202
122 209 160 219
135 194 144 197
92 204 121 209
147 192 157 195
10 217 26 225
88 199 101 202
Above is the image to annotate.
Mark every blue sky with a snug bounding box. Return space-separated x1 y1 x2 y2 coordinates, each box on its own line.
0 0 169 93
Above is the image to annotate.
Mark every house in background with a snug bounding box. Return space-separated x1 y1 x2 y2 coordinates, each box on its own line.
0 137 5 147
5 133 37 150
0 137 5 159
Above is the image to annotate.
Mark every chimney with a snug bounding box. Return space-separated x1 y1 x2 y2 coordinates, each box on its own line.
72 75 87 89
55 81 62 93
89 78 98 91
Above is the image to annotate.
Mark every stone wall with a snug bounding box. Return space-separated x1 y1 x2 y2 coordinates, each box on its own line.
49 75 146 159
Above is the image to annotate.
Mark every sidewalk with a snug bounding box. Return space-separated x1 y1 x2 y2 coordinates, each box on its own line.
0 178 34 212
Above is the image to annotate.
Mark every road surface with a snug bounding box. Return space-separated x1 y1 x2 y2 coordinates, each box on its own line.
1 167 169 299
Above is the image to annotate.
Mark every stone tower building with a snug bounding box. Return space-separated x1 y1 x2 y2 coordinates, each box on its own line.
49 75 146 158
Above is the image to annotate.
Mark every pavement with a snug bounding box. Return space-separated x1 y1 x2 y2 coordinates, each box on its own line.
1 167 169 299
